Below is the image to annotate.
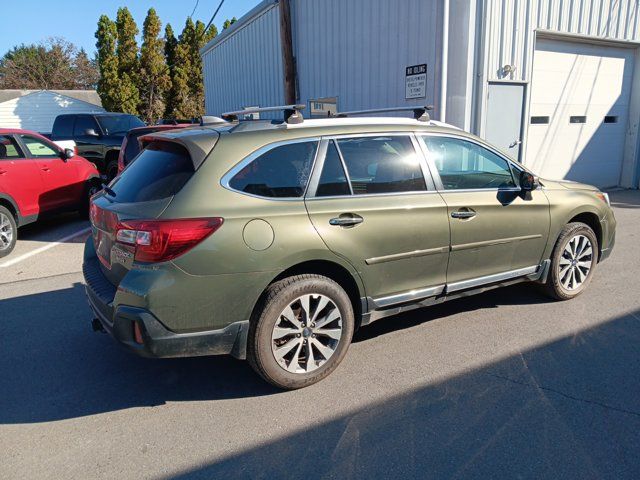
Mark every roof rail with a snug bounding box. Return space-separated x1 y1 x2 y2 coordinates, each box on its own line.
334 105 434 122
221 104 306 124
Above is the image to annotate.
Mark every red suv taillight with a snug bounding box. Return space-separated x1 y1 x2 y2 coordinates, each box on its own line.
115 218 223 263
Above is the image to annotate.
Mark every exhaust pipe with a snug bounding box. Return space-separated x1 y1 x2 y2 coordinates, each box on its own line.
91 318 105 333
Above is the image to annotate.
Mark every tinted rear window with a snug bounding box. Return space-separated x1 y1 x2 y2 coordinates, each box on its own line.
229 141 318 198
54 116 74 137
97 115 144 135
123 132 144 163
109 141 194 203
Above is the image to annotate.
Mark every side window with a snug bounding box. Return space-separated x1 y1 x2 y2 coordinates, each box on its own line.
0 135 24 159
74 116 99 136
54 116 74 137
336 136 426 194
316 141 351 197
20 135 59 159
422 136 516 190
229 141 318 198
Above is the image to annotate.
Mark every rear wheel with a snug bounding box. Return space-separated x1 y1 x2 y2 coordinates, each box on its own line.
545 222 598 300
105 160 118 182
247 274 354 389
0 206 17 259
79 180 101 218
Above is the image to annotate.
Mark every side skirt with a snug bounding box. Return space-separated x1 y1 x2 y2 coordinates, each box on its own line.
360 260 551 326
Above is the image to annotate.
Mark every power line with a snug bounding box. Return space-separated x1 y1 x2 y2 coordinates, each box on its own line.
189 0 200 18
202 0 226 38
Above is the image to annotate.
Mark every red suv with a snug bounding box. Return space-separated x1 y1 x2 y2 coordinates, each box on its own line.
0 129 100 258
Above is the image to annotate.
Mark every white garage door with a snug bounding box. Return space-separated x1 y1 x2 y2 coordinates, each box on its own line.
525 38 634 187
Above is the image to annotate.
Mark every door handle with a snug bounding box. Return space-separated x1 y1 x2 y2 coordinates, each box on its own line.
41 166 51 172
0 169 6 175
329 214 364 227
451 210 476 219
509 140 522 148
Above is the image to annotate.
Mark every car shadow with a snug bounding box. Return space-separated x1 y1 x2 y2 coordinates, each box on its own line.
1 281 552 425
169 308 640 479
18 211 89 244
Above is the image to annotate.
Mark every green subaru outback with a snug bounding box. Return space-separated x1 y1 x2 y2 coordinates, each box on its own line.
84 106 616 389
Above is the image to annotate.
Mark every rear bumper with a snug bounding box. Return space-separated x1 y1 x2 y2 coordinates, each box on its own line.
83 257 249 359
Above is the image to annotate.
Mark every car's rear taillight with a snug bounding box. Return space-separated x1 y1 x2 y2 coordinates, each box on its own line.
115 218 223 263
117 149 125 173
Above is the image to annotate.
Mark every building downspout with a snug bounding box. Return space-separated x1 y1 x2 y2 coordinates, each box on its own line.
440 0 449 122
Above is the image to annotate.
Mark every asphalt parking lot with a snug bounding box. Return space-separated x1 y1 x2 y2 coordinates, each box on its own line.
1 190 639 479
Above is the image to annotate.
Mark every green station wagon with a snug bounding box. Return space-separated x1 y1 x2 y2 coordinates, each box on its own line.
84 106 616 389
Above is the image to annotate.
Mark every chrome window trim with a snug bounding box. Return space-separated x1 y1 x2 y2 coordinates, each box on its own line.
416 132 524 192
220 137 321 202
306 131 432 199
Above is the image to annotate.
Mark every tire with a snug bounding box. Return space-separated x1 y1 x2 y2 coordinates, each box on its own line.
247 274 355 390
0 205 17 259
544 222 598 300
79 180 101 218
105 160 118 182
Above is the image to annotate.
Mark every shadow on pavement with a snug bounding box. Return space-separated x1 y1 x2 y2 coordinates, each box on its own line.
169 309 640 479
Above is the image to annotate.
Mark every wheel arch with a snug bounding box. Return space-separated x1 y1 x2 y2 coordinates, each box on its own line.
567 211 602 259
0 193 21 224
257 259 367 329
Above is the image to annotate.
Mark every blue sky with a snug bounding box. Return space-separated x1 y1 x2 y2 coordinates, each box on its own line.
0 0 261 56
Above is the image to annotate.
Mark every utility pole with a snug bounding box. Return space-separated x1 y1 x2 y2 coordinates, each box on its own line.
279 0 297 104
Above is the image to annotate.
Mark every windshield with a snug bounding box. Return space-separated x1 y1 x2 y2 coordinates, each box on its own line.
97 115 144 136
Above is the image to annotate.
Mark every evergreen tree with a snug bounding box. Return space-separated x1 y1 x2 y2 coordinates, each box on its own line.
115 7 140 114
139 8 170 123
95 15 120 111
222 17 237 30
163 23 178 118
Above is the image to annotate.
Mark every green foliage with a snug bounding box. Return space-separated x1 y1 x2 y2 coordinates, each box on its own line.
0 38 98 90
222 17 237 30
95 15 120 111
90 9 222 119
139 8 170 123
115 7 140 114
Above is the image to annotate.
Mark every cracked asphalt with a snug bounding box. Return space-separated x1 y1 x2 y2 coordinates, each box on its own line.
0 190 639 479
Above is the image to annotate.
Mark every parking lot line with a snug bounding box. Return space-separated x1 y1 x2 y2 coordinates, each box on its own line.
0 227 91 268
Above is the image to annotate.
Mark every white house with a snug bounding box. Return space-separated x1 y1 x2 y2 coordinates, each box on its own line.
0 90 105 134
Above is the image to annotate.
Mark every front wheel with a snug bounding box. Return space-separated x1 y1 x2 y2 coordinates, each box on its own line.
247 274 355 389
545 222 598 300
79 180 101 218
0 206 17 259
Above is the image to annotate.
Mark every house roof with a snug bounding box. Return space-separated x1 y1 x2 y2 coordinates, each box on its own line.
0 89 103 107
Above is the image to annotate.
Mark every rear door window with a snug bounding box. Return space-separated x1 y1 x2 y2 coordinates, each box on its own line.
229 141 318 198
0 135 24 159
316 141 351 197
335 136 426 194
54 116 75 137
109 141 194 203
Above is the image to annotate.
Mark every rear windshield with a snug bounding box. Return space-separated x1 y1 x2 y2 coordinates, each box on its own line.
97 115 144 135
108 141 194 203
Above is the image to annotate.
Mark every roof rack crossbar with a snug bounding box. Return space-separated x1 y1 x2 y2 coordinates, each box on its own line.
334 105 433 122
221 104 306 124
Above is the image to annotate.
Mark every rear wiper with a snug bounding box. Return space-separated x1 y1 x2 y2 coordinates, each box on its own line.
102 184 117 197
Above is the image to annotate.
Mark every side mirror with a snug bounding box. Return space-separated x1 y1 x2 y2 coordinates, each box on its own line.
85 128 99 137
63 148 75 160
520 171 539 191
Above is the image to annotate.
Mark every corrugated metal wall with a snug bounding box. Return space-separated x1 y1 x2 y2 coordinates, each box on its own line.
484 0 640 82
291 0 441 115
201 2 284 118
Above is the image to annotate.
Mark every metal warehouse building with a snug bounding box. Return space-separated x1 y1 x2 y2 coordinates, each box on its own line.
201 0 640 188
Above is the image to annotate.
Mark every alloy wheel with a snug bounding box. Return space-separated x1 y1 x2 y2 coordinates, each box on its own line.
558 234 593 290
0 212 14 251
271 294 343 373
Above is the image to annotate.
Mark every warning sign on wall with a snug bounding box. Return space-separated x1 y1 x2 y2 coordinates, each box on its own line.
405 64 427 99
